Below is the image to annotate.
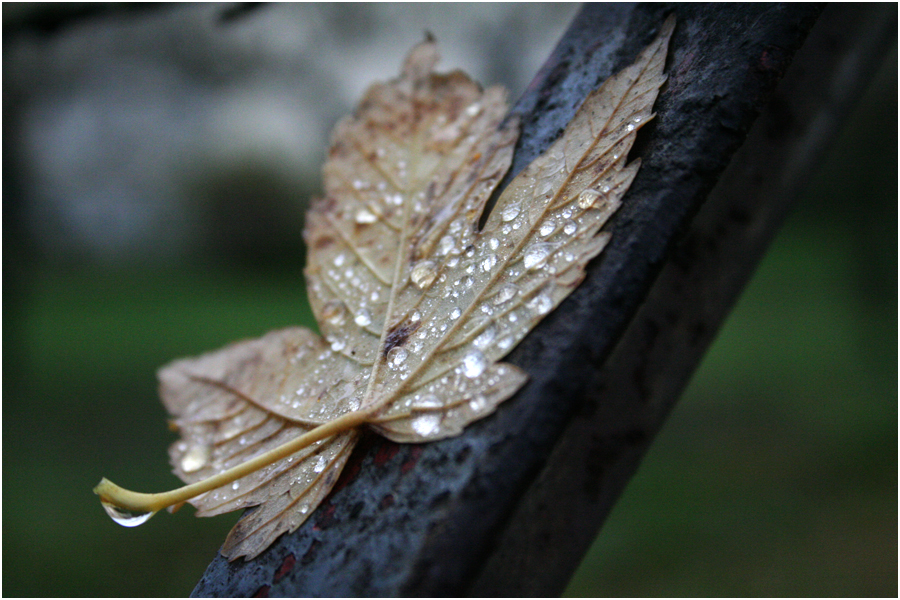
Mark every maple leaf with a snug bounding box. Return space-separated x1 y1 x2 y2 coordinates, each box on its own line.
94 17 674 560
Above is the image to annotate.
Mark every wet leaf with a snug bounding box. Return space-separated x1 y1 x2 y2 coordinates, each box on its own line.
96 17 674 560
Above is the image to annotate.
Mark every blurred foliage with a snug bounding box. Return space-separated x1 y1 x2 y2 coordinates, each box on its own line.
4 16 895 600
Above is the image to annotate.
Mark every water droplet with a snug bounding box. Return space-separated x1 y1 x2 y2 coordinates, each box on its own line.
322 300 346 325
563 220 578 235
180 444 210 473
299 504 310 514
352 180 366 190
468 395 488 412
493 283 519 305
410 310 422 322
313 455 327 473
387 193 403 206
626 122 635 132
333 254 346 267
330 338 346 352
449 307 461 320
411 261 437 289
354 309 372 327
481 254 497 272
438 235 456 256
465 102 482 117
232 481 240 491
496 336 514 350
633 116 643 124
500 202 521 222
487 237 500 250
413 394 442 408
411 413 441 437
101 501 156 527
539 220 556 237
527 293 554 315
473 325 497 349
523 243 554 270
462 350 487 378
577 189 602 209
355 208 378 224
387 347 408 368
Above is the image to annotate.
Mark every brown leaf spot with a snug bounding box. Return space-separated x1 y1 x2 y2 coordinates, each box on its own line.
382 320 419 357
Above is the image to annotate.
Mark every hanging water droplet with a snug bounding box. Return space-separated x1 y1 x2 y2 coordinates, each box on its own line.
473 324 497 349
563 220 578 235
354 309 372 327
180 444 210 473
101 501 156 528
577 189 602 209
523 243 554 270
313 455 327 473
500 202 521 222
411 413 442 437
355 208 378 223
481 254 497 272
411 260 438 289
462 350 487 378
539 220 556 237
493 283 519 305
387 347 408 368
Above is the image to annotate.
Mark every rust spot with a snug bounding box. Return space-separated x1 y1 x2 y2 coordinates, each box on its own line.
401 446 424 475
301 539 322 565
374 441 401 466
313 502 338 531
274 553 296 582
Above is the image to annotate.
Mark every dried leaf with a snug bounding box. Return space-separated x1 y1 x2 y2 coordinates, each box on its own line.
95 17 674 561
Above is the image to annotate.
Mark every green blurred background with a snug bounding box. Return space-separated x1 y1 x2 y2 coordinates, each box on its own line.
4 5 896 597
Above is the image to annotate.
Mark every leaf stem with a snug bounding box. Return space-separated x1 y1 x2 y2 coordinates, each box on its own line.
94 408 374 516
